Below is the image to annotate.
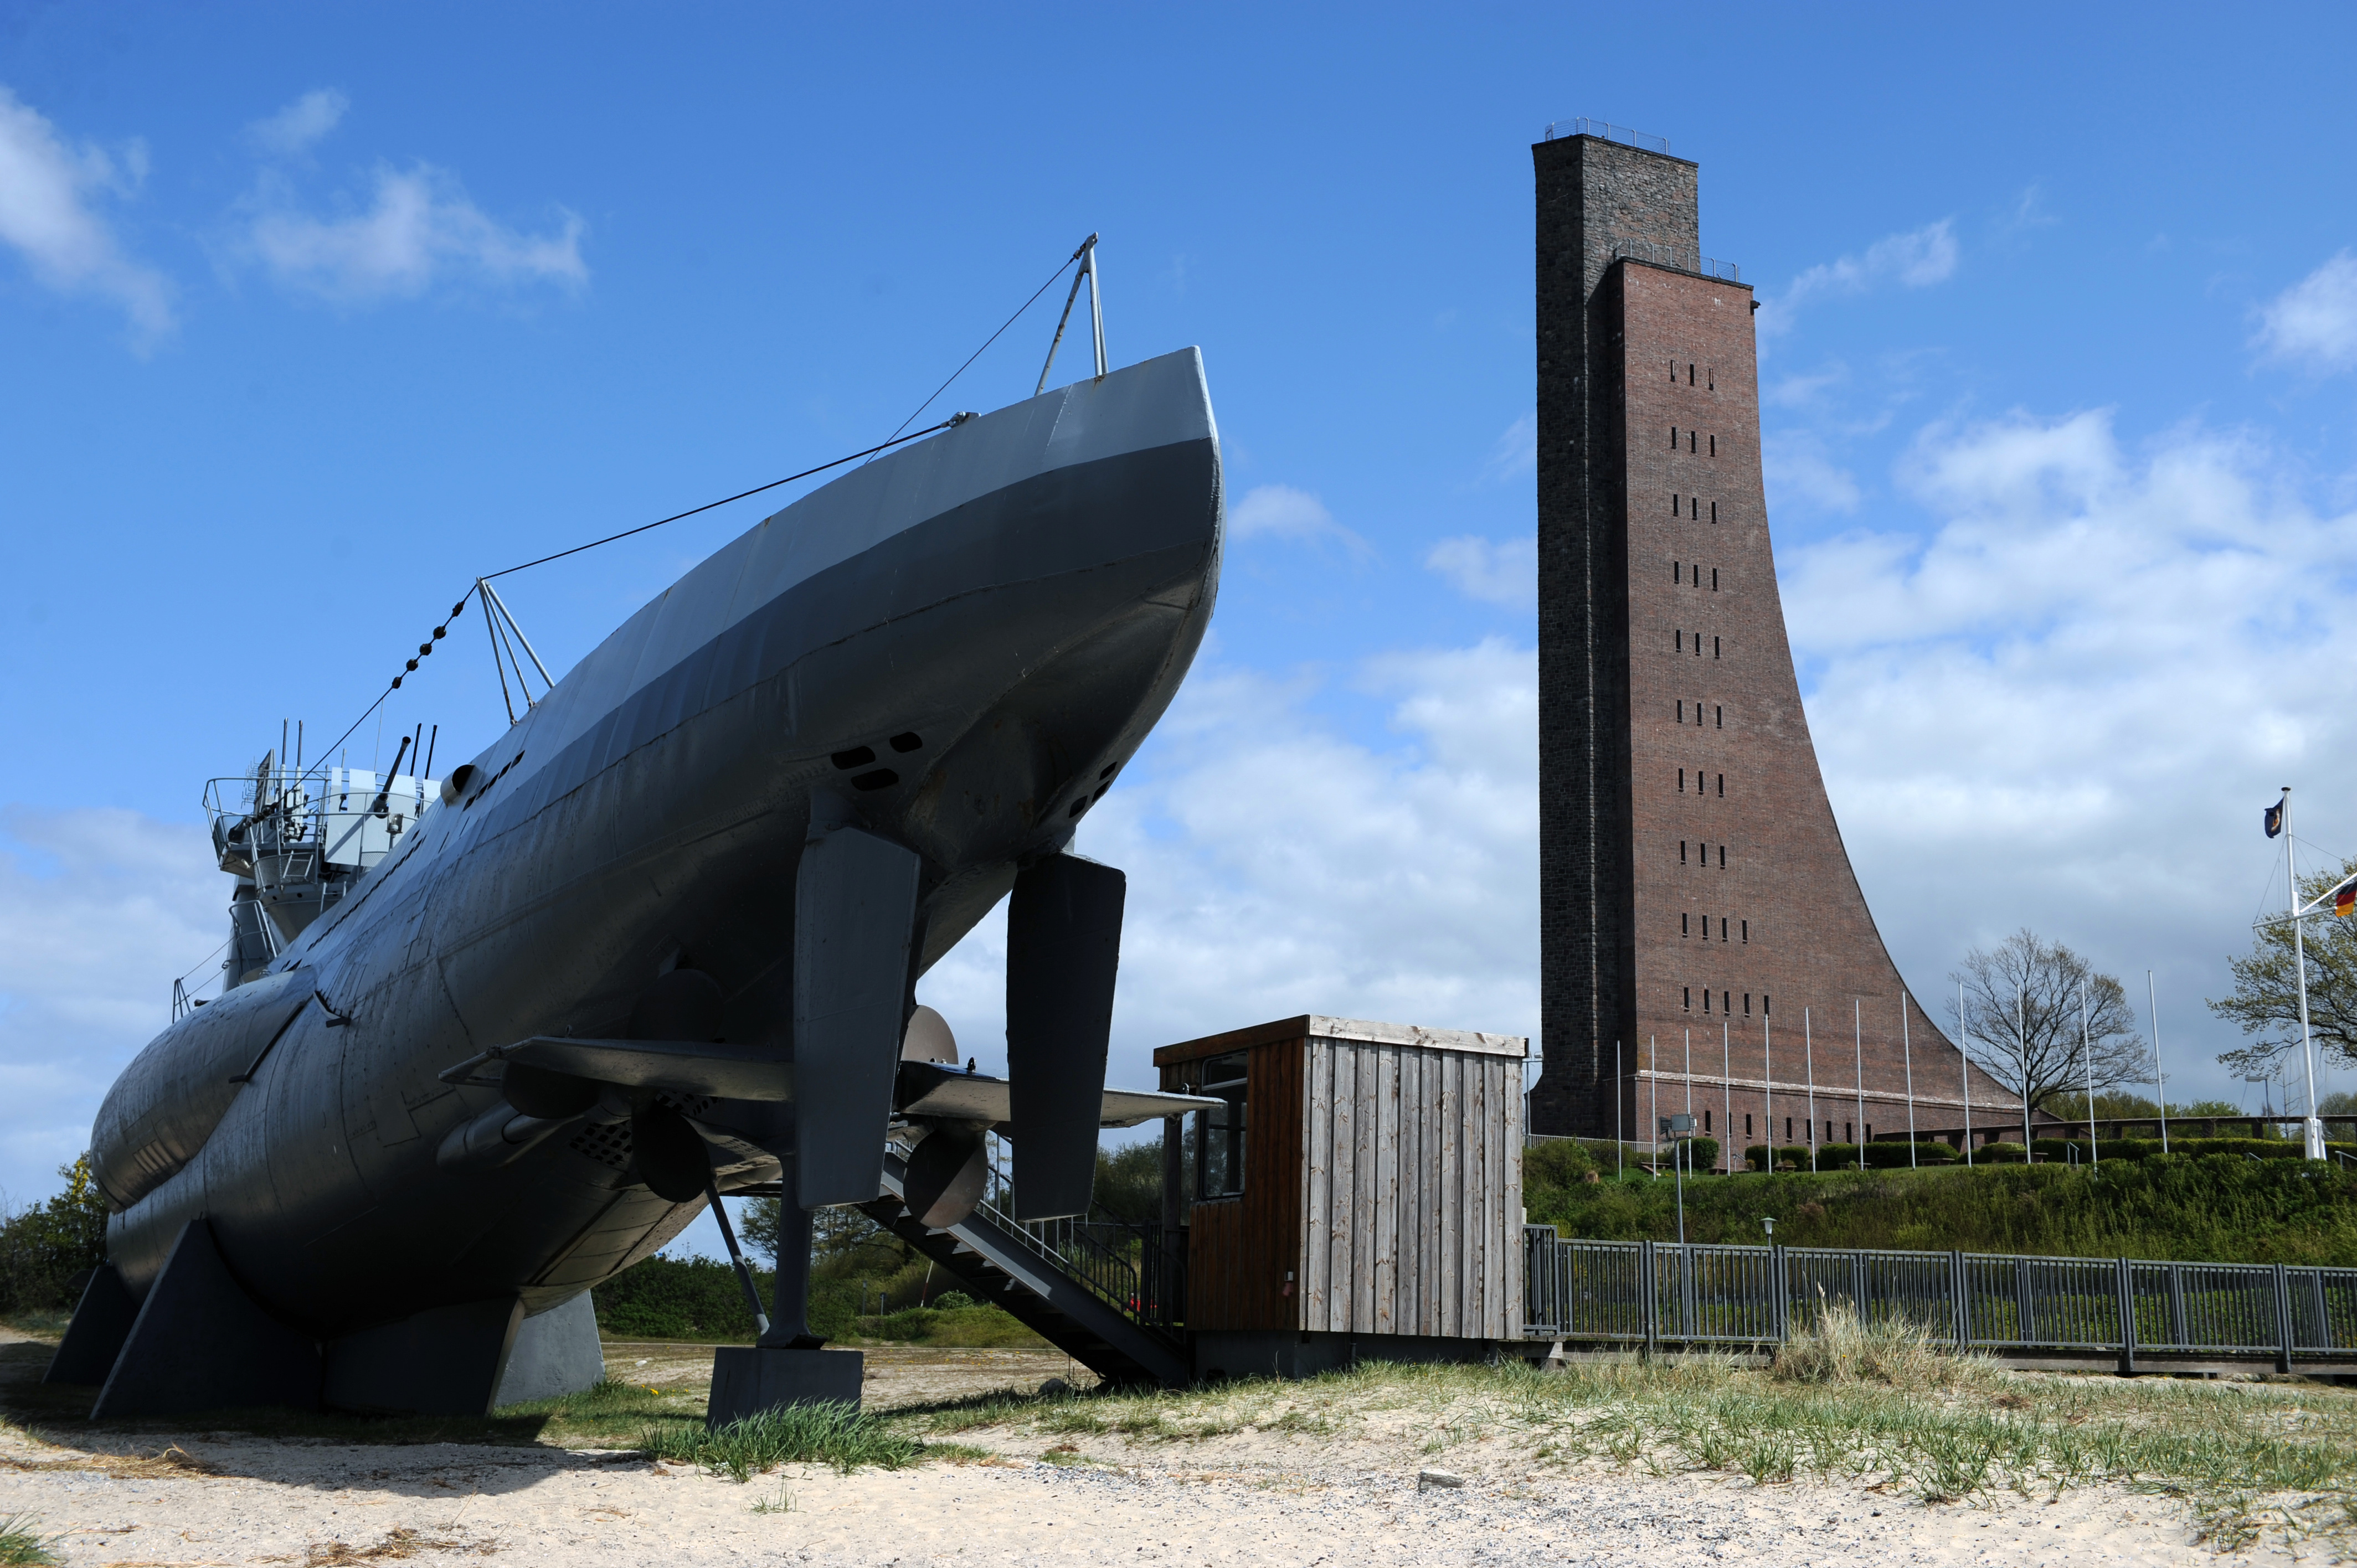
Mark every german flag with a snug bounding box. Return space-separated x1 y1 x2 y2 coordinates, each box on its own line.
2339 884 2356 919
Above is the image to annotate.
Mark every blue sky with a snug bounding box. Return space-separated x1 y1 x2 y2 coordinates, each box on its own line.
6 3 2357 1244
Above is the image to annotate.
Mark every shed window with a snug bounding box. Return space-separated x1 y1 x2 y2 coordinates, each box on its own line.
1190 1050 1248 1200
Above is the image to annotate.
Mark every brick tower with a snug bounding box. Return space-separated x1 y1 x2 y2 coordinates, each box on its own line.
1527 127 2017 1159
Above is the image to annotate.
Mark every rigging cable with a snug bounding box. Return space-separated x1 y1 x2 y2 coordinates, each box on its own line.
303 232 1091 770
873 245 1082 451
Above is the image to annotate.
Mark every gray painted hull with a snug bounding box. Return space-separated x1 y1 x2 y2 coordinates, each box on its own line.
95 348 1223 1335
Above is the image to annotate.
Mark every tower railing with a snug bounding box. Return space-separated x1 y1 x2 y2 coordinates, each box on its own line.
1543 118 1671 154
1608 236 1740 283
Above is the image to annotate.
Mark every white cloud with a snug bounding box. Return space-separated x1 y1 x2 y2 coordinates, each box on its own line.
1425 534 1536 607
1759 219 1958 338
1227 483 1372 560
1782 409 2357 1101
0 86 173 338
240 163 588 303
245 89 349 158
1762 431 1863 514
1483 414 1536 484
2255 251 2357 373
917 640 1539 1091
0 809 222 1203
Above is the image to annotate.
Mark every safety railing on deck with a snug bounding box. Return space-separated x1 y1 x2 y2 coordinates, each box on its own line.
1522 1230 2357 1370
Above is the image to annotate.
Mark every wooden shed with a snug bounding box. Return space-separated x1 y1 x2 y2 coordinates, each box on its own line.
1154 1015 1527 1376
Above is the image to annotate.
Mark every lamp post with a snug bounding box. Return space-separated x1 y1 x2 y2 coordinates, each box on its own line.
1663 1113 1695 1245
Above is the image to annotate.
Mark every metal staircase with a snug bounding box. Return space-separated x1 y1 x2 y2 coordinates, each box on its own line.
858 1150 1191 1388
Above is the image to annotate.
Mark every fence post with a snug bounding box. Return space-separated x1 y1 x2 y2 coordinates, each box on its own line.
2274 1262 2294 1374
2166 1263 2186 1349
1949 1250 1969 1348
2114 1257 2137 1378
1851 1249 1869 1324
1641 1240 1659 1357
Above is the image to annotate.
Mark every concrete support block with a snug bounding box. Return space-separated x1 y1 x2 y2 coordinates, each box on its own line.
91 1219 320 1418
707 1346 863 1423
325 1297 523 1415
493 1293 606 1407
45 1263 137 1386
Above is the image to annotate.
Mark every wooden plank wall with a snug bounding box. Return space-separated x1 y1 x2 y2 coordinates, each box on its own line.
1298 1038 1522 1339
1181 1037 1305 1330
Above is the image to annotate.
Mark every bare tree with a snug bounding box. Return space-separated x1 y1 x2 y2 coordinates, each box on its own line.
1948 929 2147 1116
2210 856 2357 1081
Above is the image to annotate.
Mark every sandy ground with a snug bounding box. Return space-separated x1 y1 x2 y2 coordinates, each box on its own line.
0 1329 2309 1565
603 1338 1100 1409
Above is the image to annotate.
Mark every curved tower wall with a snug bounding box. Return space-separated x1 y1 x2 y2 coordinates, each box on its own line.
1530 132 2018 1154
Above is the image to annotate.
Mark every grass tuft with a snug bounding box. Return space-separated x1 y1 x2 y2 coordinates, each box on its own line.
643 1403 919 1481
0 1515 54 1567
1770 1303 1987 1390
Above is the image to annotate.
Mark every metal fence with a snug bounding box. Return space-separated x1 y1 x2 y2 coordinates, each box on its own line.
1522 1229 2357 1370
1542 118 1671 154
1607 236 1741 283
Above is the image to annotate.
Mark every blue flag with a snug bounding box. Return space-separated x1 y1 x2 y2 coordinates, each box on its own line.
2265 800 2284 839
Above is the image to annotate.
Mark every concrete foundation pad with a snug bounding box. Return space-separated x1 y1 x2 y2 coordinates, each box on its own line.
707 1346 864 1423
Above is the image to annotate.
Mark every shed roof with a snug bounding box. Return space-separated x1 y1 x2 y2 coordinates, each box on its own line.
1152 1014 1529 1067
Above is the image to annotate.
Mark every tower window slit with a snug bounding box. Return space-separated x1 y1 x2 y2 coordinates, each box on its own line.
1764 993 1770 1016
1680 840 1687 864
1704 1109 1711 1132
1673 494 1680 517
1684 988 1691 1010
1718 844 1726 868
1704 989 1712 1014
1688 363 1695 384
1743 993 1751 1014
1677 700 1684 723
1682 912 1689 936
1714 636 1721 658
1715 705 1723 728
1711 501 1718 523
1670 426 1678 448
1712 568 1719 591
1741 919 1748 942
1674 561 1681 584
1710 434 1716 456
1689 431 1697 452
1678 767 1685 792
1675 630 1682 652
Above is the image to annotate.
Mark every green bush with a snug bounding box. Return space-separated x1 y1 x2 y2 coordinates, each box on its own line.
0 1156 109 1318
933 1290 975 1310
1814 1143 1866 1171
1671 1137 1719 1170
1745 1144 1815 1171
1862 1141 1957 1169
593 1255 770 1340
1977 1142 2027 1163
1523 1141 2357 1262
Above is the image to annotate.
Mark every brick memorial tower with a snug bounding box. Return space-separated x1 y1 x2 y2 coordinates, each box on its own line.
1527 125 2018 1159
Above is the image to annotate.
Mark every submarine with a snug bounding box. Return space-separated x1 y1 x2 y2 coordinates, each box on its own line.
55 334 1226 1419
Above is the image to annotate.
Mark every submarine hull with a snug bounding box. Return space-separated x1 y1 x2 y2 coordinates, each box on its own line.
94 348 1223 1339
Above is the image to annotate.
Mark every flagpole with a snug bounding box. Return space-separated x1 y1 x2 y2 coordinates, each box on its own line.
1649 1036 1659 1182
1903 994 1917 1168
1722 1020 1733 1177
2283 787 2327 1161
1804 1007 1817 1168
2018 986 2032 1156
2081 984 2099 1169
1763 1015 1774 1173
1615 1038 1624 1180
1854 998 1866 1164
2148 972 2168 1154
1684 1027 1695 1176
1960 978 1974 1167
